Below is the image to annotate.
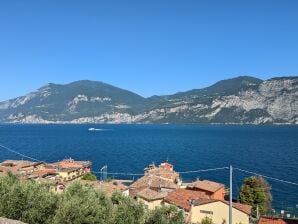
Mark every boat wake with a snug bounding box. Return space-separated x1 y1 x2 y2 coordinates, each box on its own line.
88 128 110 132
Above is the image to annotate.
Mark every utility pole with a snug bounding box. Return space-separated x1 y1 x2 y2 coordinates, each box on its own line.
229 165 233 224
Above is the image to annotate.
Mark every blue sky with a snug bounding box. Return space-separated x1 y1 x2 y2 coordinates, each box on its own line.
0 0 297 100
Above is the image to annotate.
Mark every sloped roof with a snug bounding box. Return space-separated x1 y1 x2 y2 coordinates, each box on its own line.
164 189 208 211
191 180 225 193
192 199 252 215
259 217 298 224
165 188 251 215
32 168 57 178
0 160 34 175
137 188 168 201
147 168 179 181
159 162 173 170
130 175 179 190
231 202 252 215
54 159 91 170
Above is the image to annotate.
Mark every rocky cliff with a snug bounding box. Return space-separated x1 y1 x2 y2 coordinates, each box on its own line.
0 76 297 124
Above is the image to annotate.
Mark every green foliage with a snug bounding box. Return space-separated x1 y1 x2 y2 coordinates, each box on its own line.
52 182 114 224
3 76 297 124
81 172 97 181
238 176 272 215
111 192 146 224
201 217 213 224
106 177 113 182
0 173 58 224
145 205 186 224
0 174 188 224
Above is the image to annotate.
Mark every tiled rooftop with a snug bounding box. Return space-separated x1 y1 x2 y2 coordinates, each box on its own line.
137 188 168 201
32 168 57 178
146 168 179 181
130 175 179 190
164 189 208 211
259 217 298 224
190 180 225 193
192 199 252 215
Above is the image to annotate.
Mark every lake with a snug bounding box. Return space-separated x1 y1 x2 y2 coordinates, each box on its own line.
0 124 297 212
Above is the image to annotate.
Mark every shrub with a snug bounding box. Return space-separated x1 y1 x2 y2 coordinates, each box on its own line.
81 173 97 181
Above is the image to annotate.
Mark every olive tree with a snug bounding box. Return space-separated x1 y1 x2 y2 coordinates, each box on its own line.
111 192 146 224
0 173 58 224
53 182 114 224
145 205 186 224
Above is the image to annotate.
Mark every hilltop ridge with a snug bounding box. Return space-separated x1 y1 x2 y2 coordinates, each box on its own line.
0 76 297 124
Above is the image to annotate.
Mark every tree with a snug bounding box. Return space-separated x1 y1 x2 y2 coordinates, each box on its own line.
238 176 272 215
19 180 58 224
145 205 186 224
111 192 146 224
0 173 58 224
81 173 97 181
53 182 114 224
201 217 213 224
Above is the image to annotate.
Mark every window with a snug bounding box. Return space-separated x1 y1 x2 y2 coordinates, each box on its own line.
200 210 213 215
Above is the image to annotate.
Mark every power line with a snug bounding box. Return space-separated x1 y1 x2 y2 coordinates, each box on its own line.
93 171 144 176
177 166 229 174
93 167 229 176
234 167 298 187
0 141 297 188
0 143 42 163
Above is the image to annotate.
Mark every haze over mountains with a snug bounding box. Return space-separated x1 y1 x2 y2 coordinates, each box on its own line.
0 76 297 124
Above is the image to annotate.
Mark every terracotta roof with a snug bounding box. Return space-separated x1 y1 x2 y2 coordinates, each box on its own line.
0 160 34 175
58 161 83 169
129 186 147 198
146 168 180 181
130 175 179 190
137 188 168 201
164 189 208 211
1 160 32 169
192 199 252 215
55 159 91 169
159 162 173 170
231 202 252 215
259 217 298 224
191 180 225 193
32 168 57 178
21 162 45 169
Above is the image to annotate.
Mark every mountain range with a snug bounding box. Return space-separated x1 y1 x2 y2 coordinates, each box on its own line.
0 76 297 124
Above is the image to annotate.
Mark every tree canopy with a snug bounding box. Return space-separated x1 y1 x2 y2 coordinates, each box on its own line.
238 176 272 216
0 174 188 224
81 173 97 181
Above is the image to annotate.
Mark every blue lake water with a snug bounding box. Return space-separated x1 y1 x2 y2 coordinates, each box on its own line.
0 124 297 211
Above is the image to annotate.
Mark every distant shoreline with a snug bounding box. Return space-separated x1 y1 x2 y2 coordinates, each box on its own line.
0 122 297 126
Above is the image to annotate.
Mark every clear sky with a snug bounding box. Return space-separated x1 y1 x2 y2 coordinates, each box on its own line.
0 0 297 101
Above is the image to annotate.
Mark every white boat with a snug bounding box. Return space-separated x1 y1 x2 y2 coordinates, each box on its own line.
88 128 102 131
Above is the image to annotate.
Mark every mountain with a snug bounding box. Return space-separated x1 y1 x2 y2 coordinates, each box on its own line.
0 80 146 123
0 76 297 124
